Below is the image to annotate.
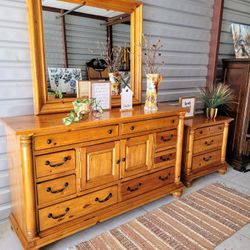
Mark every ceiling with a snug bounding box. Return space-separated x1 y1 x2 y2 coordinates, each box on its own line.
42 0 124 17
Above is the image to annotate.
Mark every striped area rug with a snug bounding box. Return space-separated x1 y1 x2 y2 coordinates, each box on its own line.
75 183 250 250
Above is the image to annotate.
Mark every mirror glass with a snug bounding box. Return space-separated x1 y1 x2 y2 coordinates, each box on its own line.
41 0 131 101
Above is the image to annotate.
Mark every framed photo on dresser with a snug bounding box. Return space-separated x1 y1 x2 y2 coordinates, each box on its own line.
179 96 196 118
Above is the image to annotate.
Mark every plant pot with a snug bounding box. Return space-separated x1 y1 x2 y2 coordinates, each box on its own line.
206 107 218 120
109 72 121 96
144 74 162 112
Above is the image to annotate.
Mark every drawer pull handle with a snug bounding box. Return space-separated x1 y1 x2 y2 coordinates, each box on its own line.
95 193 112 203
130 126 135 131
48 207 70 219
205 140 214 146
46 182 69 194
203 156 212 162
160 155 172 162
161 134 174 142
45 156 71 168
47 139 52 144
159 174 171 181
127 183 142 192
108 129 113 134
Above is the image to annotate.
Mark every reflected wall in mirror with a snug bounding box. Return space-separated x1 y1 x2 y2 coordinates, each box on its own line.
26 0 142 114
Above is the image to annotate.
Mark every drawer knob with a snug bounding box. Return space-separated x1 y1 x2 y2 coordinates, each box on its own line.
130 126 135 131
205 140 214 146
159 173 171 181
46 182 69 194
47 139 52 144
161 134 173 142
171 120 175 124
203 156 212 162
122 157 126 162
48 207 70 219
127 183 142 192
108 129 113 134
199 130 203 134
95 193 112 203
160 155 171 162
45 156 71 168
116 159 121 164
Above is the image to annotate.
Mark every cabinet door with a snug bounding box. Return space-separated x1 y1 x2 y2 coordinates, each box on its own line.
121 135 153 178
81 142 120 190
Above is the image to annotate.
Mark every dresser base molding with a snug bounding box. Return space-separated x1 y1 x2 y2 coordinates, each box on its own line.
10 182 184 250
183 163 228 187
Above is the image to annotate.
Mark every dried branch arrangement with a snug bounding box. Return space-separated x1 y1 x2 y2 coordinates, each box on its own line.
142 34 165 75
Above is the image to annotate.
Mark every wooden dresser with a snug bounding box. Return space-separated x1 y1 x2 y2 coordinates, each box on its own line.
222 59 250 172
182 115 233 186
3 104 187 249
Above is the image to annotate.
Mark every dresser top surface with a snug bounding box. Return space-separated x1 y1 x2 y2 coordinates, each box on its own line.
184 114 233 128
2 103 187 136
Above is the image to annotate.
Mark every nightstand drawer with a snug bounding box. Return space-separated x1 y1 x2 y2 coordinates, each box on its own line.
121 116 178 135
195 124 224 140
193 150 221 170
193 134 223 154
155 129 177 150
35 150 76 178
120 168 175 201
34 125 119 150
37 175 76 206
39 185 118 231
154 149 176 169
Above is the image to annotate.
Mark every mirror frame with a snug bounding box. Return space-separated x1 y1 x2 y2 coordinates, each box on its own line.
27 0 143 115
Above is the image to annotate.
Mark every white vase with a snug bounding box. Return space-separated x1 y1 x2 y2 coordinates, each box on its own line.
144 74 162 112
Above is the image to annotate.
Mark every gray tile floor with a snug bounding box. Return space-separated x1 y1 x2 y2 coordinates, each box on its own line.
0 166 249 250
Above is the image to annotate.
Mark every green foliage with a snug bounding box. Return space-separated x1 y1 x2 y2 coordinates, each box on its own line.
62 98 103 126
199 83 236 109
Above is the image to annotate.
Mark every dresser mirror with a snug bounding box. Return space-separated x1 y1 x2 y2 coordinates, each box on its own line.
27 0 142 114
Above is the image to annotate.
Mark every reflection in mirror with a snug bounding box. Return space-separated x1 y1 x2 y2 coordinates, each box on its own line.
41 0 131 101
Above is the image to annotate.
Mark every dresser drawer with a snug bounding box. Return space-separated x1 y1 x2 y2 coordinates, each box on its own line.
34 125 119 150
193 134 223 155
195 124 224 140
39 185 118 231
120 167 175 201
193 150 221 171
155 129 177 150
37 175 76 206
154 149 176 169
121 116 178 135
35 150 75 178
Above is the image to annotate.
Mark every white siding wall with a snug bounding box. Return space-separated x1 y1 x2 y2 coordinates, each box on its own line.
217 0 250 78
0 0 33 222
0 0 214 222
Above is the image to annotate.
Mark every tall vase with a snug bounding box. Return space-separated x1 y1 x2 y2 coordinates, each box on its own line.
109 72 121 96
144 74 162 112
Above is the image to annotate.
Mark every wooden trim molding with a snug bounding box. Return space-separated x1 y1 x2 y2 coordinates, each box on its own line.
207 0 224 86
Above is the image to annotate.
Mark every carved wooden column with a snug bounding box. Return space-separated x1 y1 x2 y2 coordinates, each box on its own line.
20 136 36 240
186 129 195 176
175 112 185 184
221 122 229 163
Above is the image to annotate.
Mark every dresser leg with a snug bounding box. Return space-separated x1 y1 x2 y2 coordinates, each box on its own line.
218 168 227 175
185 181 192 187
172 189 183 198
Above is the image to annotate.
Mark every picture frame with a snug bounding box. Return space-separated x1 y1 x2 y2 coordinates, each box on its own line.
76 80 91 98
179 96 196 118
90 81 111 110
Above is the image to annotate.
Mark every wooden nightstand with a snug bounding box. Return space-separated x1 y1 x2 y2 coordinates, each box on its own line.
182 115 233 186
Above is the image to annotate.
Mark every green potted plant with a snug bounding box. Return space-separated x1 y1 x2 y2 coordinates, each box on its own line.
199 82 235 120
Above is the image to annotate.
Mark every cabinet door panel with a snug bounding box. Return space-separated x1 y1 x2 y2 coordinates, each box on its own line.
81 142 120 190
121 135 153 178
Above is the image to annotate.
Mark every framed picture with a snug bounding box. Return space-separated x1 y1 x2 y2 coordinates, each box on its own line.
90 81 111 110
76 81 91 98
179 96 196 118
